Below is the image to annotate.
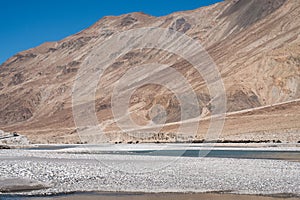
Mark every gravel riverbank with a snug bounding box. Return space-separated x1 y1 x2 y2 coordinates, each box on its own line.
0 146 299 197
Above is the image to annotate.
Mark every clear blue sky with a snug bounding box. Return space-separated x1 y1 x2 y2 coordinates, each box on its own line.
0 0 222 65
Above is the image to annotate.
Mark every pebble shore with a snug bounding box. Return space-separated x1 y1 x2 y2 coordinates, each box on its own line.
0 147 299 197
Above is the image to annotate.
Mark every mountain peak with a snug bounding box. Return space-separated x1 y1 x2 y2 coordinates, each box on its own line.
0 0 299 143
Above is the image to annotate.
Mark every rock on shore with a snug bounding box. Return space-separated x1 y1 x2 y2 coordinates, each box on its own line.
0 178 49 193
0 130 30 146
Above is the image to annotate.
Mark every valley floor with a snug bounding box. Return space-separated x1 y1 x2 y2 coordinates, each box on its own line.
0 144 299 199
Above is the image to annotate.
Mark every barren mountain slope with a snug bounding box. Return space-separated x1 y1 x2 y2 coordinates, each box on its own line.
0 0 299 143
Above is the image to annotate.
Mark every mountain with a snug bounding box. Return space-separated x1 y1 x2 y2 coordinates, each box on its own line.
0 0 299 143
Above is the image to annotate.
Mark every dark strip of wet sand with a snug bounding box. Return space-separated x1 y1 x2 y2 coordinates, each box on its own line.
15 192 299 200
